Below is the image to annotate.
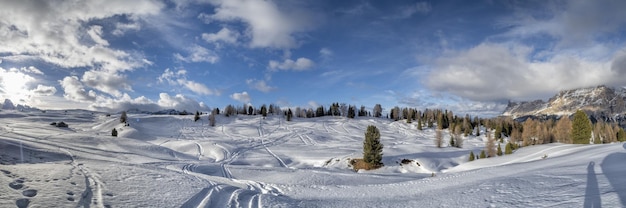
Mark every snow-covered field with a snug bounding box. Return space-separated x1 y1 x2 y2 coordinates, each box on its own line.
1 110 625 207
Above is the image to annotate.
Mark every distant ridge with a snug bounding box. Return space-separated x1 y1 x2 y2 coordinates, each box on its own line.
503 85 626 121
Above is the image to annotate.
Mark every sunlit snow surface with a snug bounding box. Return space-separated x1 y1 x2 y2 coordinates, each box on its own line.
1 110 625 207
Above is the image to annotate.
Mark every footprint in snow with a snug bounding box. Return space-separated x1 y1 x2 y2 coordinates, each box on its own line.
15 198 30 208
9 179 24 190
22 189 37 197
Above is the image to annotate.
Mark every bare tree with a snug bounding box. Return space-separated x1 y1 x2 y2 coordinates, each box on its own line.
486 129 496 157
435 129 443 148
373 104 383 118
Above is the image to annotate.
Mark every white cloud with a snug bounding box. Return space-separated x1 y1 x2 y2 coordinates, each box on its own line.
112 22 141 36
230 91 251 103
59 76 97 102
19 66 44 75
174 45 219 63
158 68 220 96
246 79 276 93
426 43 626 102
81 69 132 97
87 25 109 46
202 27 239 44
319 48 333 61
0 0 162 72
269 57 314 71
0 67 36 102
157 93 208 111
206 0 315 49
30 85 57 96
501 0 626 47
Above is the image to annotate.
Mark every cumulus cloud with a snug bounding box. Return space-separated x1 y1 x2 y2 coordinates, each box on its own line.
230 91 251 103
205 0 316 49
59 76 97 102
269 57 314 71
0 0 161 71
30 85 57 96
174 45 219 63
202 27 239 44
157 93 209 111
81 69 131 97
158 68 220 95
246 79 276 93
426 43 625 101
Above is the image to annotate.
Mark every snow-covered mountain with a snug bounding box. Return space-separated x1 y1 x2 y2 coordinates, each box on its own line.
503 85 626 118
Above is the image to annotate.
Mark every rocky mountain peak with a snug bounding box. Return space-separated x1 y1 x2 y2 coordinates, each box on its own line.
503 85 626 118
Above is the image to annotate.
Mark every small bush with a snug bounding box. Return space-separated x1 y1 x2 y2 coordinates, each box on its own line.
56 122 68 128
350 158 382 171
400 159 413 165
112 128 118 137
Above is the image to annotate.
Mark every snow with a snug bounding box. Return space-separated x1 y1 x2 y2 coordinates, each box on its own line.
1 109 625 207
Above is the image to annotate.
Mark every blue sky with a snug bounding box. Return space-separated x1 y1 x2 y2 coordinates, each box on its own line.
1 0 626 116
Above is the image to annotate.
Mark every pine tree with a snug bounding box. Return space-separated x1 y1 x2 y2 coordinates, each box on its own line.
347 105 356 119
497 143 503 156
194 111 200 122
479 150 486 159
111 128 118 137
571 110 592 144
363 125 383 167
505 142 513 154
449 136 455 147
286 109 293 121
260 104 268 117
469 151 475 161
120 111 127 123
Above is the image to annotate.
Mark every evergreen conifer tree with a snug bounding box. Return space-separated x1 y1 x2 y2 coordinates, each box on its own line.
449 136 455 147
363 125 383 167
286 109 293 121
194 111 200 122
479 150 486 159
497 143 503 156
505 142 513 154
261 105 267 117
120 111 127 123
469 151 475 161
571 110 592 144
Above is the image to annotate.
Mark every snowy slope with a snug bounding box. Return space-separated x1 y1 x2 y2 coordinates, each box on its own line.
1 110 625 207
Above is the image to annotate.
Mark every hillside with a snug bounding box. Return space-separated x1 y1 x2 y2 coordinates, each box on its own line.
0 110 625 207
503 85 626 119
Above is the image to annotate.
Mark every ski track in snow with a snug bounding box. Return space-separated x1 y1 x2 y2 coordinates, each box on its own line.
181 184 262 208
